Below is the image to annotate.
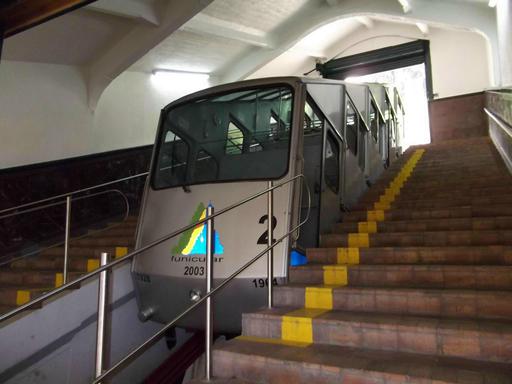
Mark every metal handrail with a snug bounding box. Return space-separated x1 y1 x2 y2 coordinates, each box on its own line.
0 188 130 220
0 172 148 216
97 211 310 381
0 174 307 324
93 175 311 383
485 107 512 139
0 189 130 267
0 172 148 284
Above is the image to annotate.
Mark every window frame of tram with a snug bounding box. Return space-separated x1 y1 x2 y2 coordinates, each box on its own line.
345 96 359 157
324 130 340 194
345 92 368 171
369 99 379 144
152 85 295 190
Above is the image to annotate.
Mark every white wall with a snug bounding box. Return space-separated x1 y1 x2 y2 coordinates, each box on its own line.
249 21 493 99
0 62 92 168
0 60 211 168
496 0 512 86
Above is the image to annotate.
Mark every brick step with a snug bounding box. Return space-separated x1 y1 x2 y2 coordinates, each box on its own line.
372 174 508 189
213 338 512 384
0 286 48 306
189 378 252 384
413 161 504 169
360 186 512 203
407 161 505 169
332 217 512 234
242 308 512 363
39 246 124 257
0 305 17 315
356 194 512 210
10 251 125 271
307 246 512 265
320 230 512 247
407 171 509 180
274 285 512 320
342 204 512 222
67 236 135 247
289 264 512 290
0 270 79 286
394 177 511 189
382 174 509 187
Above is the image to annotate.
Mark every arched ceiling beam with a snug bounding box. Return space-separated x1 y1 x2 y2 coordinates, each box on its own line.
214 0 498 85
87 0 212 110
182 13 272 48
87 0 160 26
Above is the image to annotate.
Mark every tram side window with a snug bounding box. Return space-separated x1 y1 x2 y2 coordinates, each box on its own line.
225 122 244 155
324 131 340 193
304 102 323 135
155 132 189 187
369 101 378 143
346 98 359 155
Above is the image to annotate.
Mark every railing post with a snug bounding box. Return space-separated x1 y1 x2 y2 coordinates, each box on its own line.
95 252 109 381
267 181 274 308
205 204 214 381
63 195 72 284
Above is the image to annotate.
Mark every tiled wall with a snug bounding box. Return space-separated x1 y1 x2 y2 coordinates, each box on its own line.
0 145 152 257
428 92 487 143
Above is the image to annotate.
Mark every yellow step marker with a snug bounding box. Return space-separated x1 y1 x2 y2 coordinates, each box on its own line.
55 273 64 287
378 194 395 204
337 248 360 264
16 290 30 306
374 201 391 210
87 259 100 272
358 221 377 233
386 186 400 195
323 265 348 285
305 286 335 309
115 247 128 259
348 233 370 247
282 308 328 343
367 210 385 222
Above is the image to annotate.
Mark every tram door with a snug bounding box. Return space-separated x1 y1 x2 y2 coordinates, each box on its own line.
299 100 343 249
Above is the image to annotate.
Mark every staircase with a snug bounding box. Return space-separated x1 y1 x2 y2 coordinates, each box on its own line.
210 137 512 383
0 216 137 315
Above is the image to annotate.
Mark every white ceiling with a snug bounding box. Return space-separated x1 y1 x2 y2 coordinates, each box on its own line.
1 0 497 107
129 29 250 73
201 0 310 33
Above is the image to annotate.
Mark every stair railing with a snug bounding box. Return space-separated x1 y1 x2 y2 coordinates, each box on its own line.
484 107 512 173
0 172 149 281
0 174 311 383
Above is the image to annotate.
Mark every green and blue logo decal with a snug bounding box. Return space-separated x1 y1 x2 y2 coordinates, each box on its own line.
173 203 224 256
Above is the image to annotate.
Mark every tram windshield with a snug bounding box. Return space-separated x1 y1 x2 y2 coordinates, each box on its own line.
153 86 293 189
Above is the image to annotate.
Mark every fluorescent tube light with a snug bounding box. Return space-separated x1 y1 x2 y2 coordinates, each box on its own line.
151 69 210 91
152 69 210 81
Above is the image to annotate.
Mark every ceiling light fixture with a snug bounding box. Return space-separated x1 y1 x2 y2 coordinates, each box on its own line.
152 69 210 80
488 0 497 7
151 69 210 92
